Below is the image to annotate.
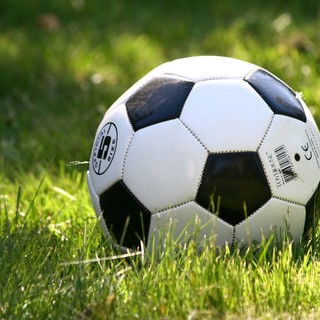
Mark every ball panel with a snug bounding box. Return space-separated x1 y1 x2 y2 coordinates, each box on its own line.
196 152 271 226
123 119 208 213
87 172 114 244
89 104 134 195
148 202 234 249
258 115 320 204
87 172 103 221
126 76 194 131
235 198 306 244
99 180 151 250
245 69 307 122
157 56 256 81
180 80 273 152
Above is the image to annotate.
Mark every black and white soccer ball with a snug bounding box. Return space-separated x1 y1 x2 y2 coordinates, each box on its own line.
87 56 320 251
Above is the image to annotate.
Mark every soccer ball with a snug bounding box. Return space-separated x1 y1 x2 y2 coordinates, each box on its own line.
87 56 320 251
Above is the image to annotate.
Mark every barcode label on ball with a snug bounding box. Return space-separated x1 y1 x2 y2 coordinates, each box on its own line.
274 145 296 184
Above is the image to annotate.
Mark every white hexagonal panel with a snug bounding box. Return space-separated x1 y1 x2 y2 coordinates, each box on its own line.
89 104 134 195
86 172 110 236
155 56 257 82
235 197 306 244
147 201 234 250
180 80 273 152
123 119 208 213
86 172 102 218
258 115 320 205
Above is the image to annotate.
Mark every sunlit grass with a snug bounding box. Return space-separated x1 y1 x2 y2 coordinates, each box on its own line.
1 170 320 319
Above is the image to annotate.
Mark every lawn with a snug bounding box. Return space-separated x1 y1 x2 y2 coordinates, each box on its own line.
1 0 320 319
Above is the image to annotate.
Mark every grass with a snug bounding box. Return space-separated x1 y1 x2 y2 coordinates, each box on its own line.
1 0 320 318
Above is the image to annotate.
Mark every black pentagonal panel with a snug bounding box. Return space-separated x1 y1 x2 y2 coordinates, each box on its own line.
99 181 151 249
196 152 271 226
245 69 306 122
303 184 320 241
126 76 195 131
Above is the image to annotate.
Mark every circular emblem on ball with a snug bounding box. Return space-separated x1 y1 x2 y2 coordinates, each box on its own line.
92 122 118 175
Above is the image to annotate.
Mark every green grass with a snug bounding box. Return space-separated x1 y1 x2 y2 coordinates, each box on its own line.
1 0 320 318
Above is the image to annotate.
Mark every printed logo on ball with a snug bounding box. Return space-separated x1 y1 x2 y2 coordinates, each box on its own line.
304 127 320 169
265 126 320 189
92 122 118 175
265 146 293 189
266 144 297 189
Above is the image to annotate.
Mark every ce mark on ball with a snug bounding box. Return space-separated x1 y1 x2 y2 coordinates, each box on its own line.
301 142 312 160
